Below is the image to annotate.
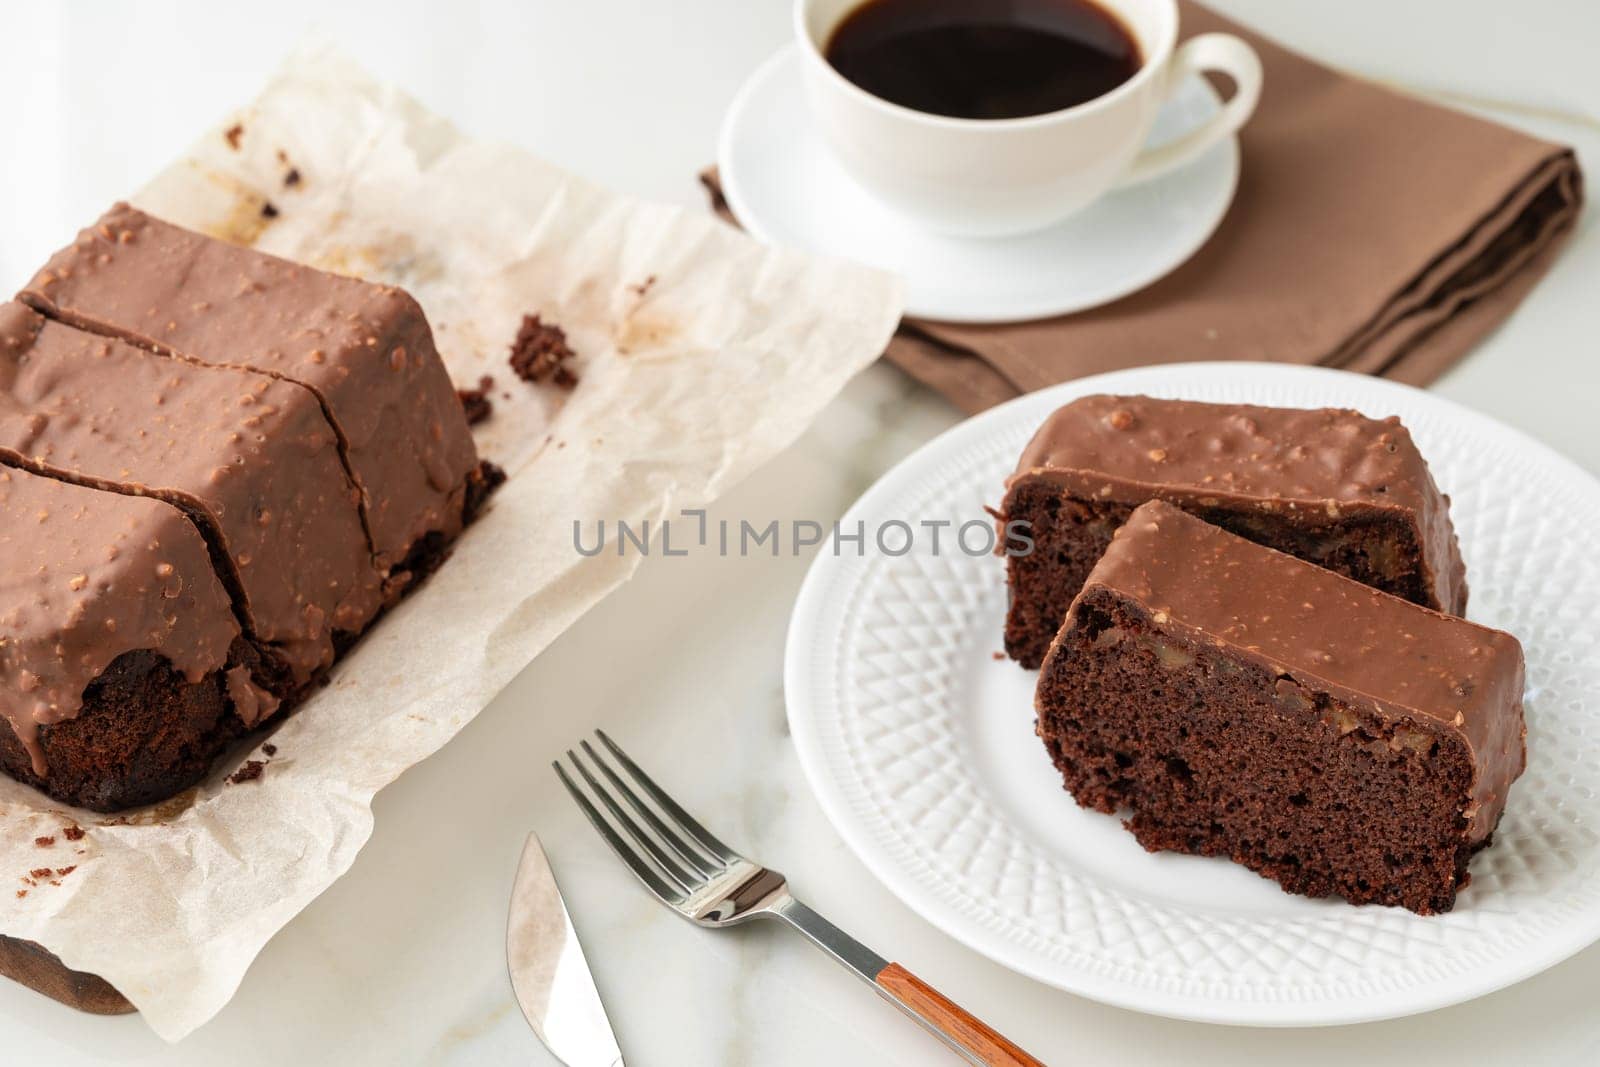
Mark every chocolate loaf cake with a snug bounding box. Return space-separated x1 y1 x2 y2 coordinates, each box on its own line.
0 207 492 810
1002 395 1467 668
1036 501 1525 913
22 202 481 586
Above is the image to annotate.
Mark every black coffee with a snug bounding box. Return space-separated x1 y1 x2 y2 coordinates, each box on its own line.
825 0 1142 120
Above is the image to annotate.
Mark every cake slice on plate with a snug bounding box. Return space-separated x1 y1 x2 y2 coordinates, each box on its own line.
1002 394 1466 667
1035 500 1525 914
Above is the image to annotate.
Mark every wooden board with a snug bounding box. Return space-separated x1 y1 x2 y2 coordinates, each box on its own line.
0 935 134 1014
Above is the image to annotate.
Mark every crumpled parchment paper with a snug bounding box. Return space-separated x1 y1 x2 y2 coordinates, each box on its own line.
0 43 901 1040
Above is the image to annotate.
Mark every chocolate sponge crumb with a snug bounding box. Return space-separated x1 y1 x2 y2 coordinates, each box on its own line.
228 760 265 784
509 315 579 389
262 743 278 757
698 171 729 213
62 826 85 842
33 836 54 848
457 375 495 426
463 460 507 524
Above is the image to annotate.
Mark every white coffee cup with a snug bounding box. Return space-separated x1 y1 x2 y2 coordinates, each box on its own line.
795 0 1263 237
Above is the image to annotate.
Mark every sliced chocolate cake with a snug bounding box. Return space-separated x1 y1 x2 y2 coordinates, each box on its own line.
0 302 381 688
22 202 482 586
1035 500 1525 914
0 206 495 810
0 466 264 811
1002 395 1467 668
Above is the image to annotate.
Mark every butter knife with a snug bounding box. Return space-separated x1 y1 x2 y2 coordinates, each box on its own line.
507 834 625 1067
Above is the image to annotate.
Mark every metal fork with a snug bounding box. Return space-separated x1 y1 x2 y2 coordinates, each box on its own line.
555 730 1044 1067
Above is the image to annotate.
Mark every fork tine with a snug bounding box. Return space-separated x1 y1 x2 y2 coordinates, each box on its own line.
553 759 685 905
568 747 701 891
595 729 740 865
581 739 722 879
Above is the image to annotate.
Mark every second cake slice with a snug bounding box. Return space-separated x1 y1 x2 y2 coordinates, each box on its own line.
1002 394 1467 667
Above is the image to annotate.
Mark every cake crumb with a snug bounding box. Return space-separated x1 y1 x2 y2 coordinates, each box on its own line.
55 866 75 877
15 890 25 899
262 743 278 757
229 760 266 784
224 123 244 150
62 826 85 842
33 836 54 848
261 201 280 219
509 315 579 389
698 171 729 213
457 375 495 426
464 461 507 522
992 651 1006 661
284 168 302 188
29 868 51 880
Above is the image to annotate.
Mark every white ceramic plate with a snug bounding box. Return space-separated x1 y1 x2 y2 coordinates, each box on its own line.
717 46 1239 324
785 363 1600 1026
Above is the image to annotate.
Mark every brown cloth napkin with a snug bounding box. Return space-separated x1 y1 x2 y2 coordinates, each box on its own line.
702 2 1583 414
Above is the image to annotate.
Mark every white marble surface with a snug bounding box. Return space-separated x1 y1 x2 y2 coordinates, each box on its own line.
2 1 1599 1063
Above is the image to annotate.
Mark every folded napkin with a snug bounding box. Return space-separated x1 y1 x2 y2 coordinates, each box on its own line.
703 2 1582 413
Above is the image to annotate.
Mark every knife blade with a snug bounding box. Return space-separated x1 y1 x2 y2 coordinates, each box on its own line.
507 834 625 1067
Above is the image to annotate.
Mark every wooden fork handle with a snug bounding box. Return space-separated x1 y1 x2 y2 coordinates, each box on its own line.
875 963 1046 1066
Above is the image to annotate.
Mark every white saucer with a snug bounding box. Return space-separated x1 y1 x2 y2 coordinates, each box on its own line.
718 46 1240 324
786 362 1600 1026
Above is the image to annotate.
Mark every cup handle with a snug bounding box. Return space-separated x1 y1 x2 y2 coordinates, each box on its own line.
1118 32 1263 186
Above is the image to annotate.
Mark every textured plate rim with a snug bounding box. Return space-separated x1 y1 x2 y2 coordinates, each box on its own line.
784 362 1600 1026
716 45 1241 325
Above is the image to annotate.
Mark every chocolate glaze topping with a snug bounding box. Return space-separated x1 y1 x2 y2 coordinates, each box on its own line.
21 203 480 572
225 665 281 729
1071 501 1526 841
0 467 239 775
0 304 382 686
1010 395 1467 612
